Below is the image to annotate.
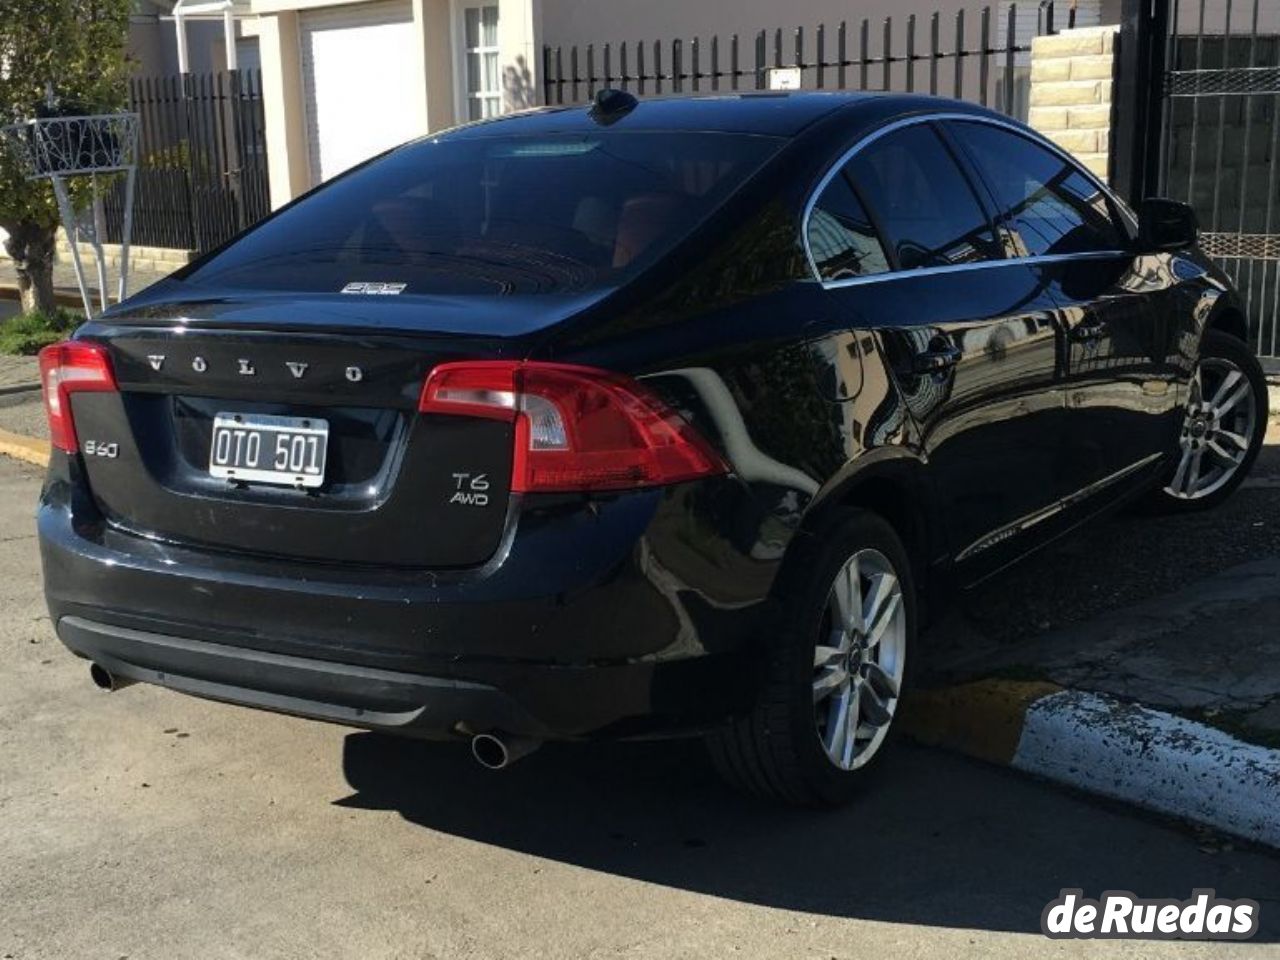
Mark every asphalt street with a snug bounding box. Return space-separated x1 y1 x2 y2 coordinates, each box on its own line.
0 457 1277 959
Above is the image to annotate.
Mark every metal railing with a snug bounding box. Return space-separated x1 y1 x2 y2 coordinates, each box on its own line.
1152 1 1280 365
101 69 270 254
542 3 1058 119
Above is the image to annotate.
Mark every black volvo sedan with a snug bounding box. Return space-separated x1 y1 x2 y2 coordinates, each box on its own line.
38 91 1266 805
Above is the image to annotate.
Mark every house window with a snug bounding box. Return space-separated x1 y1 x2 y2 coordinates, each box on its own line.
461 4 500 121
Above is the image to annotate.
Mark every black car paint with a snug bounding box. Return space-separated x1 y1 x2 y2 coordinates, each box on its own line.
39 93 1242 741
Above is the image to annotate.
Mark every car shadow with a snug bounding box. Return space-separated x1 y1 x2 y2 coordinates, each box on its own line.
336 444 1280 938
337 732 1280 938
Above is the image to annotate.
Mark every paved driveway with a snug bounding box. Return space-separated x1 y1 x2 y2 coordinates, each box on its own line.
0 457 1277 958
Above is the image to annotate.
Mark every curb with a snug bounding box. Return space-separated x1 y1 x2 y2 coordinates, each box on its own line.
0 426 49 468
0 284 88 310
903 681 1280 848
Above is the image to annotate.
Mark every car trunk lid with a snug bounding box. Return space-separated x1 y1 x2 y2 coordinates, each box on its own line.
62 293 598 569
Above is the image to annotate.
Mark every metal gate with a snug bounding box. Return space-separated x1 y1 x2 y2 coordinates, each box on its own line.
1133 0 1280 369
101 70 271 255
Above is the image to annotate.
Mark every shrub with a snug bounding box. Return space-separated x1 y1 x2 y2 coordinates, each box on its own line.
0 307 80 355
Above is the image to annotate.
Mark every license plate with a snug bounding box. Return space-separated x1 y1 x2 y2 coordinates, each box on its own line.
209 413 329 488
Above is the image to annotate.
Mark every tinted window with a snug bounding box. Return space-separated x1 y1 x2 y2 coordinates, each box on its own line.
807 174 890 281
177 132 780 295
846 124 1002 270
948 121 1125 257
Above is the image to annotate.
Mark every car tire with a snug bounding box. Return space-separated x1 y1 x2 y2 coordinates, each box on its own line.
1146 329 1268 513
706 509 916 806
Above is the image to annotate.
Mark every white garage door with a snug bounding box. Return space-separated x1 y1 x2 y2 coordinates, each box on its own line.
301 1 419 186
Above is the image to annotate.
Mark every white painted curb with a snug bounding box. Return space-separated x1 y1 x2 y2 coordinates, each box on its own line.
1013 690 1280 848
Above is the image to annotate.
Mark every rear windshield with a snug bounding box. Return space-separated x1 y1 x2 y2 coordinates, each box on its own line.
177 130 781 296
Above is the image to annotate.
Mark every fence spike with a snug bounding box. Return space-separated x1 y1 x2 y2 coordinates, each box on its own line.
1003 3 1017 115
930 12 940 95
817 23 825 89
907 14 916 92
883 17 892 92
860 19 870 90
838 21 847 89
979 6 990 107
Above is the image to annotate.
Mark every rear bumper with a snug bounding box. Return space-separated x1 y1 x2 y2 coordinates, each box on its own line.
59 615 548 737
39 457 779 739
55 611 745 740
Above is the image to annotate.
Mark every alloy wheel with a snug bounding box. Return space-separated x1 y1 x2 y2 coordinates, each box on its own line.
1164 357 1258 501
811 548 907 771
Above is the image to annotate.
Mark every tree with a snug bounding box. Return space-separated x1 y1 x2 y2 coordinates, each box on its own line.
0 0 132 313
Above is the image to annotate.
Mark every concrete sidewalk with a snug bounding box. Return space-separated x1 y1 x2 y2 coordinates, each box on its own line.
0 254 174 313
0 356 39 392
905 422 1280 847
907 555 1280 847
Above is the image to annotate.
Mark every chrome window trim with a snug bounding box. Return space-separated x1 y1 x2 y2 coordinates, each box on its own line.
812 249 1134 291
801 110 1134 290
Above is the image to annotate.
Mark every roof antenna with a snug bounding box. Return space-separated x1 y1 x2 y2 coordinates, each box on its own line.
589 88 638 125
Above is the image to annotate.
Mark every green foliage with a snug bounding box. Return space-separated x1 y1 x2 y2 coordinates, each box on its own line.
0 0 134 235
0 306 79 355
144 140 191 172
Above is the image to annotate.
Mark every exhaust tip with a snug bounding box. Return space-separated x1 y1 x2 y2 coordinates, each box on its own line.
470 732 542 770
89 662 135 692
471 733 510 770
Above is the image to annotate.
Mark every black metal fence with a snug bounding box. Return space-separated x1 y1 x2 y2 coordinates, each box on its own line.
542 3 1063 118
102 69 270 254
1141 1 1280 367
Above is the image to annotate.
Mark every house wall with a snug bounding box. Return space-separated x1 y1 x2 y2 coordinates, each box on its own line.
249 0 466 207
129 16 224 75
1175 1 1280 34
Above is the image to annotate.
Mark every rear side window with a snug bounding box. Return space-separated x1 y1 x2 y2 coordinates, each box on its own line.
807 174 890 282
176 131 780 296
947 120 1125 257
846 124 1002 270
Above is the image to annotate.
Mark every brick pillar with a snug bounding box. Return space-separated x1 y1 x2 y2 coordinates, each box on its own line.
1027 26 1119 183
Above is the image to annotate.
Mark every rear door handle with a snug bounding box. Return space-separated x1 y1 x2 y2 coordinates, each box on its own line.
913 344 962 375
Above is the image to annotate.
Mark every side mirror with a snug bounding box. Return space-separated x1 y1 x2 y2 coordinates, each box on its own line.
1137 198 1198 252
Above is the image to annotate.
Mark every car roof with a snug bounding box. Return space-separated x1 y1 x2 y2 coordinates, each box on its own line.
439 91 996 140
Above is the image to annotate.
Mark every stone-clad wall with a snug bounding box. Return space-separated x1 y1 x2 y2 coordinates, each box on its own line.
1027 26 1119 182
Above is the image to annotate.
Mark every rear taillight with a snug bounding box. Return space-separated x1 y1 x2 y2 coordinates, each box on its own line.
420 361 727 493
38 341 117 453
